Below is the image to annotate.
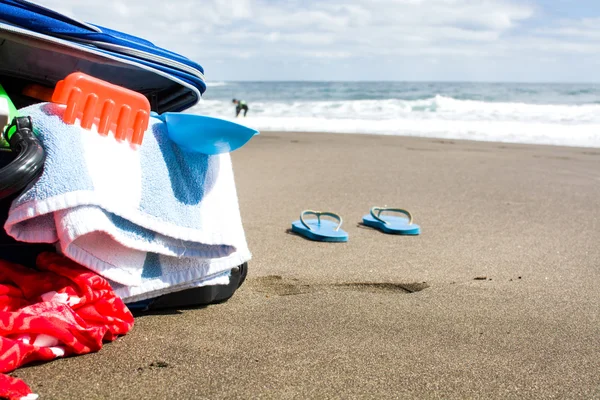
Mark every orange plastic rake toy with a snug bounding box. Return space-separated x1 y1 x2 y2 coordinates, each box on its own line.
54 72 150 145
25 72 151 146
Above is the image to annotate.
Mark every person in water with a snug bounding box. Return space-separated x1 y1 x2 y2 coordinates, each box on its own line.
232 99 249 117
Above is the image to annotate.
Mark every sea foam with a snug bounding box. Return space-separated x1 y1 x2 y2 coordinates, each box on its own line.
189 95 600 148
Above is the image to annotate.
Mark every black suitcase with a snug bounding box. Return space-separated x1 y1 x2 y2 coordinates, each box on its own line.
0 0 248 310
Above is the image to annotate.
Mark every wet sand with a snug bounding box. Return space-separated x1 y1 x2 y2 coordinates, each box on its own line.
14 131 600 399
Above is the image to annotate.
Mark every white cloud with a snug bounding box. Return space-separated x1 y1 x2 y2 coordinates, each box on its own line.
26 0 600 81
534 18 600 41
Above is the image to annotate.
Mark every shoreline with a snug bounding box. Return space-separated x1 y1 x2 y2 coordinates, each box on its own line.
255 128 600 152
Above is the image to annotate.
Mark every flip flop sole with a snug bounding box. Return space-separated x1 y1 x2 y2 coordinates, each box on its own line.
291 219 349 242
362 215 421 235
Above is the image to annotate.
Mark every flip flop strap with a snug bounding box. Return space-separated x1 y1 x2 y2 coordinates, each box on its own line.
370 207 413 225
300 210 343 231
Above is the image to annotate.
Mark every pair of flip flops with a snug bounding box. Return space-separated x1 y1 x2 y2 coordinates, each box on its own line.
291 207 420 242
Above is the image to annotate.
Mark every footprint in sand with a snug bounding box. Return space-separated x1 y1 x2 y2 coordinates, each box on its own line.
246 275 429 296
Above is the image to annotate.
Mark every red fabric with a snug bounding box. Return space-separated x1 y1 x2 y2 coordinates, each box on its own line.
0 375 32 400
0 252 134 400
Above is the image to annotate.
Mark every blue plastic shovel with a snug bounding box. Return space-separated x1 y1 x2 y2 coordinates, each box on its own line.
152 112 259 154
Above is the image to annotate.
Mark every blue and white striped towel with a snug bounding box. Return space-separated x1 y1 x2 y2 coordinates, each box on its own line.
4 103 251 301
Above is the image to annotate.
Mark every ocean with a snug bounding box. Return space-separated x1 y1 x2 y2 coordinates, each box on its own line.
188 81 600 148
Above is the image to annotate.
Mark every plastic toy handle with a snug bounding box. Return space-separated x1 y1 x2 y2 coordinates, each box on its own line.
22 84 54 102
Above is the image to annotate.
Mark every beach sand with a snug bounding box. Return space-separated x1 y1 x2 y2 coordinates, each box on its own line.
13 131 600 399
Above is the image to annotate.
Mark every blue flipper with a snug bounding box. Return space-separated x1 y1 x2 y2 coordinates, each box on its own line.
291 210 348 242
152 112 259 154
362 207 420 235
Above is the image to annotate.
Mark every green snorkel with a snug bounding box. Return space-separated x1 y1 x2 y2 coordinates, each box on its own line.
0 83 46 200
0 83 19 147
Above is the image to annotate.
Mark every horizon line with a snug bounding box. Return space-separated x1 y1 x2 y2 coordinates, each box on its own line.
206 79 600 85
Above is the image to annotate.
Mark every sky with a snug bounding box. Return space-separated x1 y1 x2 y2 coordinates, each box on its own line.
33 0 600 82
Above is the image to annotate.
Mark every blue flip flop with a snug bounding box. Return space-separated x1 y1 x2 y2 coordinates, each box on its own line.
291 210 349 242
362 207 420 235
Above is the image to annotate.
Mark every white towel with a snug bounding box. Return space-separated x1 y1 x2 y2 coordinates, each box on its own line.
4 103 251 301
